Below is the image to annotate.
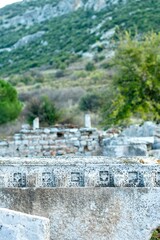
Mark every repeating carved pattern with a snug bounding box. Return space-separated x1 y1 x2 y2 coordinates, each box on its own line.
71 172 84 187
99 171 110 187
12 173 26 187
155 172 160 187
2 163 160 188
42 172 54 187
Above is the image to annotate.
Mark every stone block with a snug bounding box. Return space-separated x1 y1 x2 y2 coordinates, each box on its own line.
0 141 8 147
48 133 57 139
149 150 160 158
14 140 22 146
39 140 47 145
122 121 156 137
152 142 160 150
74 141 80 147
55 140 66 145
22 140 29 145
20 129 31 133
48 140 55 145
80 136 88 140
81 140 87 146
0 208 50 240
29 146 35 150
70 137 78 142
69 129 78 133
50 128 59 133
13 134 22 140
103 144 148 157
43 128 50 134
104 137 154 146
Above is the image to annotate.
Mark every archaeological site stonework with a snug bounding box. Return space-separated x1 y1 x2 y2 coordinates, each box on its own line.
0 122 160 239
0 157 159 240
0 208 50 240
0 121 160 158
0 127 102 157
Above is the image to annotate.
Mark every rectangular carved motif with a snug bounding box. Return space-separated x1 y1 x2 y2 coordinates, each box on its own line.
42 172 55 187
71 172 84 187
126 171 144 187
155 172 160 187
99 171 114 187
13 173 26 187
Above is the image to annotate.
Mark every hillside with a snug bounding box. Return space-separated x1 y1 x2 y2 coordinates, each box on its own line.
0 0 160 77
0 0 160 134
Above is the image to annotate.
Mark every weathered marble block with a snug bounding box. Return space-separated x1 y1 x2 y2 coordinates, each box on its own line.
0 208 50 240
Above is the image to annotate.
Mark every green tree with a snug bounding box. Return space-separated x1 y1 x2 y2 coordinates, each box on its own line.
0 80 22 124
102 32 160 126
24 96 60 126
79 93 102 113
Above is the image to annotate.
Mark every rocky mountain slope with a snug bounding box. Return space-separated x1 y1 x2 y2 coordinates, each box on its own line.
0 0 160 76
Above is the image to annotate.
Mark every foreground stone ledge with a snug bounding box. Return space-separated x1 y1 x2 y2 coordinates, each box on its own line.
0 188 159 240
0 157 159 188
0 208 50 240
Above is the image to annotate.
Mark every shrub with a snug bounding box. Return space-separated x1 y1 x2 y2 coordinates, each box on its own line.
24 96 60 126
79 93 102 112
0 79 22 124
85 62 96 71
55 70 65 78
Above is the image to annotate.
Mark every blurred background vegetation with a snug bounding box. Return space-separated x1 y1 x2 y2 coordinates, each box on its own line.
0 0 160 136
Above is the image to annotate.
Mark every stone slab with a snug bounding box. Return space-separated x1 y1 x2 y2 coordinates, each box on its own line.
0 188 159 240
0 208 50 240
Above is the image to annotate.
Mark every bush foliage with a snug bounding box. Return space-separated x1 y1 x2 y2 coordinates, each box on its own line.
79 93 102 113
102 32 160 126
0 79 22 124
24 95 60 126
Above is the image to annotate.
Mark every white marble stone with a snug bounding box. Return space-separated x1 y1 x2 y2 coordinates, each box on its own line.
0 208 50 240
33 117 39 130
85 114 91 128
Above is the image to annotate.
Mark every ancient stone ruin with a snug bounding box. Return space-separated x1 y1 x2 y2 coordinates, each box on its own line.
0 208 50 240
0 157 159 240
103 121 160 158
0 126 101 157
0 121 160 239
1 121 160 158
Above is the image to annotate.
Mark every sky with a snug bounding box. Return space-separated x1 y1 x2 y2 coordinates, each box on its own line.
0 0 22 9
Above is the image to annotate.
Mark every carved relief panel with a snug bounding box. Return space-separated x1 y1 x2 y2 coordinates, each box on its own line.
70 172 84 187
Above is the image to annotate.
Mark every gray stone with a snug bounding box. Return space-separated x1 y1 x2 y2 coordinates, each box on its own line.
152 142 160 150
122 121 157 137
0 208 50 240
74 140 80 147
103 144 148 157
81 140 87 146
0 182 159 240
149 150 160 158
21 124 30 130
0 141 8 147
44 128 50 134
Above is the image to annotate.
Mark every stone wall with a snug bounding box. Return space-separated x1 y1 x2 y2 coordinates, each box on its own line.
2 121 160 158
103 122 160 158
0 157 159 240
0 127 101 157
